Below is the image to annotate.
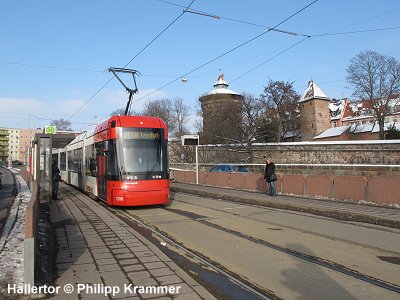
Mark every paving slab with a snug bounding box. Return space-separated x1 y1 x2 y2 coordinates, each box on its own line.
49 183 217 300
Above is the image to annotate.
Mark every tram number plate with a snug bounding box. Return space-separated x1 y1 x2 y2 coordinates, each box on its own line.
115 197 124 201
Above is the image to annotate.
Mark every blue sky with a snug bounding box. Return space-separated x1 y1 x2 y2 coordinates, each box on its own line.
1 0 399 131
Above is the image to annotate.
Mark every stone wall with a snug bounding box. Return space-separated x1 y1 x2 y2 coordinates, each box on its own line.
200 93 243 144
194 141 400 165
170 140 400 205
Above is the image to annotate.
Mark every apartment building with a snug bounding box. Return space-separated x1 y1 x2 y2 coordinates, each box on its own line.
0 128 9 163
8 128 41 164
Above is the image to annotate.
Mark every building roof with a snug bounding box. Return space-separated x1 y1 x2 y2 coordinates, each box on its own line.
313 125 350 139
314 121 400 139
341 97 400 122
203 74 240 96
329 98 347 120
299 80 330 103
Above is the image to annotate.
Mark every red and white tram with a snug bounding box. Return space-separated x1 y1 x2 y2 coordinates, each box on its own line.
54 116 170 206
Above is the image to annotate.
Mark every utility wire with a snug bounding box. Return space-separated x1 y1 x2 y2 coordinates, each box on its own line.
131 0 319 105
0 61 103 73
157 0 310 37
230 36 311 84
123 0 195 68
321 7 400 35
66 0 195 122
312 26 400 37
228 26 400 84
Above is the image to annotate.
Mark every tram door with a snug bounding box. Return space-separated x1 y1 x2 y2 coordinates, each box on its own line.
96 141 107 200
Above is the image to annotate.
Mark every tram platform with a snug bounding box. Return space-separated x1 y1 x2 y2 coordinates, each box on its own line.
49 183 216 300
171 182 400 229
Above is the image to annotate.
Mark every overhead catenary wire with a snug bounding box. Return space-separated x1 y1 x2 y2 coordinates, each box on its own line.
2 4 398 92
5 1 398 127
3 23 400 78
68 0 318 123
131 0 319 105
157 0 310 37
0 61 103 73
66 0 196 122
312 26 400 37
229 36 311 85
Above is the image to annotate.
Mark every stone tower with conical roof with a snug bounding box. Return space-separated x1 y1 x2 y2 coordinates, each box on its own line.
299 80 331 141
200 74 244 144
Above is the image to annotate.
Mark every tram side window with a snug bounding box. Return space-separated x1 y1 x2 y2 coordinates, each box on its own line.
75 148 83 174
67 151 73 172
60 152 66 171
107 140 119 181
85 144 97 176
68 149 83 173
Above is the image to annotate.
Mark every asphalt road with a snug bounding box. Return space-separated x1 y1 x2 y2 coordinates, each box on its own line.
0 167 15 235
124 191 400 300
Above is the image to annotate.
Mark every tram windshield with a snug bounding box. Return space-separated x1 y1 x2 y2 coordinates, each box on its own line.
116 128 168 180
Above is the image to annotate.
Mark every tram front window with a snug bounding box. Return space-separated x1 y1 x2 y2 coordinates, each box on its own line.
117 128 167 180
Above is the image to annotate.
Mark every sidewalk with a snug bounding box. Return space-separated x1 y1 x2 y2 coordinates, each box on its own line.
171 182 400 229
49 183 216 300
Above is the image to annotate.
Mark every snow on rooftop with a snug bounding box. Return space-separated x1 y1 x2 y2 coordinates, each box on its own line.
299 80 329 102
214 74 228 87
204 74 240 96
329 102 340 112
313 125 349 139
353 123 375 134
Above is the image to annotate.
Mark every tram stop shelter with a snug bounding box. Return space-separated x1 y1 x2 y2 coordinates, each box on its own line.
31 132 76 201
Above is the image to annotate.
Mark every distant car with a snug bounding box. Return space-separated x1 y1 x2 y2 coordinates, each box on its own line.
209 164 250 173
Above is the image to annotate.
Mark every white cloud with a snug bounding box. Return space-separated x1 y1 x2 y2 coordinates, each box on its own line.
0 96 90 130
0 97 48 115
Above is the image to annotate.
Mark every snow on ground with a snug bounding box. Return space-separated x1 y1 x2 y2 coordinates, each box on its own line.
0 170 31 287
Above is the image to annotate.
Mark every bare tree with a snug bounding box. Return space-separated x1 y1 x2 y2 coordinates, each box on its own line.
51 118 72 131
172 98 190 138
141 99 176 135
213 93 266 163
346 50 400 139
237 93 266 162
261 80 300 142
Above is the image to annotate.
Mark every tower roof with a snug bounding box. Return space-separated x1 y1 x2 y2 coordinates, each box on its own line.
299 80 329 102
204 74 240 96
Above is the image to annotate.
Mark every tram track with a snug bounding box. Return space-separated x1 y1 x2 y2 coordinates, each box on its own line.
80 187 400 299
113 203 400 296
158 204 400 295
114 207 277 300
91 198 277 299
173 195 400 257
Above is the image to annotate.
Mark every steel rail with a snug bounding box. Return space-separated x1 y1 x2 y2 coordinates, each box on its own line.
162 203 400 295
116 209 274 300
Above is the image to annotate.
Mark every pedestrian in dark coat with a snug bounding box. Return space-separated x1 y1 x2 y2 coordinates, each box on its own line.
52 160 60 200
264 158 277 196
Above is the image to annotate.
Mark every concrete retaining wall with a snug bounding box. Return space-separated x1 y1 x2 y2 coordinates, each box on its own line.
171 168 400 205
